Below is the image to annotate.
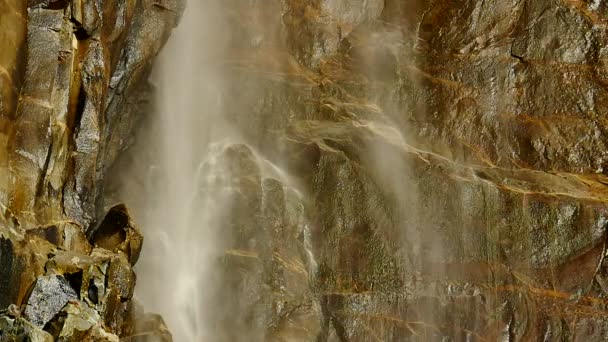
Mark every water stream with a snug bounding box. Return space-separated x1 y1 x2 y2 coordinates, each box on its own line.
130 2 235 340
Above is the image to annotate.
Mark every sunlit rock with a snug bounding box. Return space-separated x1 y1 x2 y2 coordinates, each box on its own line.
45 247 137 336
23 275 78 328
26 222 91 254
4 0 608 340
55 302 119 341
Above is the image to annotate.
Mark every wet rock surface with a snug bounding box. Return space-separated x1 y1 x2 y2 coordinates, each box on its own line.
114 0 608 340
3 0 608 341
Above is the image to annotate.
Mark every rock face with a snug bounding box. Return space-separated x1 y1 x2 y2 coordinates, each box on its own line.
0 0 182 229
3 0 608 342
115 0 608 340
0 0 182 341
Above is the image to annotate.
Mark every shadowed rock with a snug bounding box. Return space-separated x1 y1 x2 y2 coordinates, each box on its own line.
88 204 143 265
0 316 53 341
0 237 15 310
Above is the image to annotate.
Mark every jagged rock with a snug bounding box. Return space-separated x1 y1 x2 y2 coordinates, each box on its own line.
0 0 182 340
88 204 143 265
0 316 53 342
2 0 184 229
45 247 137 336
56 302 119 341
23 275 78 328
0 231 54 312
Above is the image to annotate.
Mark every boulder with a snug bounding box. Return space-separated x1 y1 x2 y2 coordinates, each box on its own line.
23 275 78 328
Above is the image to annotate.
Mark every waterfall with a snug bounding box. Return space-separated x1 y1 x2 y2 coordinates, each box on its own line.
130 1 234 340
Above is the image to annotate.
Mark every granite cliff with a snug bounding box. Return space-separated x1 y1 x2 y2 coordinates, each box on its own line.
2 0 608 341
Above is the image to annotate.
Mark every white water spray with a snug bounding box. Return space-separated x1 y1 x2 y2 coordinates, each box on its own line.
130 1 236 340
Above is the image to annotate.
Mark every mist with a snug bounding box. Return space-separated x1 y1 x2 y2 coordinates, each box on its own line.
120 1 236 340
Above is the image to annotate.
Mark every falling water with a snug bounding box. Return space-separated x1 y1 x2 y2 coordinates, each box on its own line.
120 0 439 340
128 1 237 340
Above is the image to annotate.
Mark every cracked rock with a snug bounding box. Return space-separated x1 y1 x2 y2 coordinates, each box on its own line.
23 275 78 328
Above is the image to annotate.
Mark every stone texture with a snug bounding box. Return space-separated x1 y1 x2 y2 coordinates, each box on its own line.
0 205 150 340
3 0 608 341
207 145 322 341
0 0 182 340
114 0 608 340
1 0 183 230
56 302 120 342
26 221 91 254
0 316 54 342
24 275 78 328
122 309 173 342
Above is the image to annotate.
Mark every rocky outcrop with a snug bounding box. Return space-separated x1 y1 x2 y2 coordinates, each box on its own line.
0 205 169 341
0 0 182 229
0 0 182 341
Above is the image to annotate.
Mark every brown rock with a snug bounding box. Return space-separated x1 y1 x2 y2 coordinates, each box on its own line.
26 221 91 254
88 204 143 265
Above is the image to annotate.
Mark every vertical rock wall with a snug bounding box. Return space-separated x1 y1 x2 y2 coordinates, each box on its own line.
2 0 608 341
0 0 183 341
1 0 182 229
114 0 608 340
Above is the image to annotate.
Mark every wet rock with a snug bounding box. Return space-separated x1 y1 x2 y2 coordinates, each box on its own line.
23 275 78 328
206 145 321 340
122 312 172 342
112 0 608 340
88 204 143 265
281 0 384 67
